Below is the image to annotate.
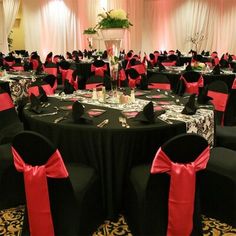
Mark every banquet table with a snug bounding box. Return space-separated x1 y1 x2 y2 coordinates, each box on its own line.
22 89 214 219
147 67 236 92
0 71 47 103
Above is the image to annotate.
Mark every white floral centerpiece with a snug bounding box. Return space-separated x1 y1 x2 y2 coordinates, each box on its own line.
96 9 132 81
96 9 132 29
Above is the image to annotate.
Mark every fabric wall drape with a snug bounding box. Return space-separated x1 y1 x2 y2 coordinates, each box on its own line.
0 1 5 52
16 0 236 57
2 0 20 53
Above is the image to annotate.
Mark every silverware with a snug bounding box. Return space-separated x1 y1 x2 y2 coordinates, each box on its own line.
31 111 58 117
54 112 70 123
97 119 109 128
119 117 130 128
54 117 66 123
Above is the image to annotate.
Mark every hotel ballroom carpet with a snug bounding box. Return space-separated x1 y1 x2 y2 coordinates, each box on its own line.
0 205 235 236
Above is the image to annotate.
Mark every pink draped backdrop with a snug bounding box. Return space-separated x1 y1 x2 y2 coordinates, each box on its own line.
1 0 236 57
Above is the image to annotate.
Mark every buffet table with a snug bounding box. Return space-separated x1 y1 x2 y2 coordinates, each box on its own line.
22 89 214 219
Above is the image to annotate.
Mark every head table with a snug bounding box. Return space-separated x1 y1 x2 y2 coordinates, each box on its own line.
22 89 214 219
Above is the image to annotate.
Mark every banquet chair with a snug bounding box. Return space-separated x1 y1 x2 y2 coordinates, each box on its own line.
124 133 209 236
200 147 236 227
0 88 23 144
28 80 54 97
180 71 204 95
148 74 171 90
207 80 229 126
91 60 108 77
0 131 104 235
126 68 142 89
30 59 40 70
43 62 58 77
65 68 78 90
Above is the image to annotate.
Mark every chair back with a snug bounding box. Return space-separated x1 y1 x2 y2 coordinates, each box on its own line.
146 133 209 236
207 80 229 126
12 131 79 236
91 60 108 77
180 71 203 94
0 89 19 130
28 81 54 96
126 68 142 88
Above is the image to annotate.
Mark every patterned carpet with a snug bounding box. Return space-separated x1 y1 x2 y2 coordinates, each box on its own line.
0 206 235 236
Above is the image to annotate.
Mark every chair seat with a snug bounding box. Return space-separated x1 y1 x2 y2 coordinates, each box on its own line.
0 143 13 182
200 147 236 227
216 125 236 151
62 163 104 235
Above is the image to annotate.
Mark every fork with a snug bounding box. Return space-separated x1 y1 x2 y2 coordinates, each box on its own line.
119 117 130 128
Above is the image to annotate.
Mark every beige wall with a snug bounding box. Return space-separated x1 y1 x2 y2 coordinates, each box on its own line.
11 1 25 51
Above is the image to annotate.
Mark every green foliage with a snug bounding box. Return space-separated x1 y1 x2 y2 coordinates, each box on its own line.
83 27 97 34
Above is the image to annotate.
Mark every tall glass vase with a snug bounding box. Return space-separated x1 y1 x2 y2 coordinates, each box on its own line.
100 28 125 101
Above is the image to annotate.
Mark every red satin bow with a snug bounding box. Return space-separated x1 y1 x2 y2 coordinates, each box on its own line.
180 75 203 94
128 75 141 89
12 147 69 236
91 64 107 77
0 93 14 111
151 146 210 236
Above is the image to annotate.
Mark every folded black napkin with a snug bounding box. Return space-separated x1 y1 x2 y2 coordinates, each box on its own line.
158 63 166 72
135 101 165 123
64 80 75 94
72 101 92 124
29 94 42 114
182 93 197 115
197 85 213 105
185 63 192 71
38 86 48 102
212 64 221 75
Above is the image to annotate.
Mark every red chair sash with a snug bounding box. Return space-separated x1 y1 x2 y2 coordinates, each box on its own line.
207 90 228 112
162 61 176 66
0 93 14 111
31 59 39 70
128 75 141 89
12 147 68 236
91 64 107 77
180 75 203 95
148 83 170 90
131 64 146 75
12 66 24 71
232 77 236 89
59 69 68 84
28 84 54 96
44 67 58 77
151 146 210 236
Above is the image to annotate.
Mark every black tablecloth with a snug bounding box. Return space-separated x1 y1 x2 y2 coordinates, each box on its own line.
23 91 188 219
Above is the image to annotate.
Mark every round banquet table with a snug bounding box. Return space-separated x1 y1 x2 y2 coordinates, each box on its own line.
22 90 209 219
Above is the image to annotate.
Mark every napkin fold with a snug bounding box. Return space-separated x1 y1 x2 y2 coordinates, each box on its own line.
197 85 213 105
72 101 92 124
135 101 165 123
181 93 197 115
64 80 75 94
29 94 42 114
38 86 48 102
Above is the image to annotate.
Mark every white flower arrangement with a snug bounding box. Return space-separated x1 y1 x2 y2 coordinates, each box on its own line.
96 9 132 29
